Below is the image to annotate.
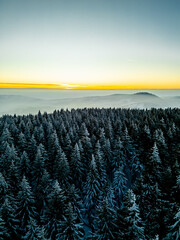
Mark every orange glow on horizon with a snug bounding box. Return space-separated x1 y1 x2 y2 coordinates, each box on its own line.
0 82 180 89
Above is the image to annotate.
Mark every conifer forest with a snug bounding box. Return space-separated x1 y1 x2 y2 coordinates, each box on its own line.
0 108 179 240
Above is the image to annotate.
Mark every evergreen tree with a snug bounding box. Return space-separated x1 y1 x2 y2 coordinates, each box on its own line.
106 186 116 208
0 173 9 204
47 130 60 162
168 208 180 240
16 176 37 235
65 184 83 220
27 135 37 161
54 150 70 185
90 197 117 240
122 128 141 185
80 123 92 162
18 132 27 153
0 143 19 178
0 197 18 239
103 139 113 180
116 206 129 239
0 215 10 240
70 143 84 186
18 151 31 179
84 155 102 223
23 219 41 240
45 180 67 239
32 146 45 188
38 143 49 169
37 227 48 240
124 190 145 240
36 170 52 216
62 133 73 159
112 137 124 170
113 166 127 205
0 128 13 154
94 141 107 189
7 158 20 190
135 176 162 238
56 203 84 240
149 142 162 180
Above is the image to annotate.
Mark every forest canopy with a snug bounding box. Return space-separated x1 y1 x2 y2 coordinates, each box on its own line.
0 108 179 239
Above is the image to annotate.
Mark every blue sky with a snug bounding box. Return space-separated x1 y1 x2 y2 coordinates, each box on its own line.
0 0 180 88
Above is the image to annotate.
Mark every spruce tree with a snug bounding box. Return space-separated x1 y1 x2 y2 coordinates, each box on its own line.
70 143 84 186
0 173 9 204
27 135 37 161
54 150 70 185
124 190 145 240
16 176 37 235
56 203 84 240
0 128 13 154
23 219 41 240
32 146 45 188
0 215 10 240
37 227 48 240
18 132 27 153
65 184 83 220
128 194 145 239
36 170 52 216
113 166 127 205
90 197 117 240
45 180 67 239
84 155 102 223
18 151 31 179
94 141 107 189
0 143 19 178
168 208 180 240
0 197 18 239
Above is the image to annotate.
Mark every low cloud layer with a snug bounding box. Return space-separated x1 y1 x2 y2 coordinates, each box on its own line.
0 91 179 116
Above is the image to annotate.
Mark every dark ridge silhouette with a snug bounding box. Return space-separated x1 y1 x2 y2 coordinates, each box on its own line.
134 92 159 97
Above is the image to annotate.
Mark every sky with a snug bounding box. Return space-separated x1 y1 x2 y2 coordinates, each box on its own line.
0 0 180 89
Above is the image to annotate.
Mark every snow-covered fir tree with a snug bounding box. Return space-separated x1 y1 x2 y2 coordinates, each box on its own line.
0 215 10 240
168 208 180 240
90 197 117 240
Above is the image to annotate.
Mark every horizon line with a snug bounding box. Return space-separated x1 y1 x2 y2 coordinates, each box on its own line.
0 83 180 90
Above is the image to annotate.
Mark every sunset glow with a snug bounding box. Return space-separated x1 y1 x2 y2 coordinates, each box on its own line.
0 0 180 89
0 82 179 90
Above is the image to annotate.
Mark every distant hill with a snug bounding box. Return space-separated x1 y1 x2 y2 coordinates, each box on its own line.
134 92 159 97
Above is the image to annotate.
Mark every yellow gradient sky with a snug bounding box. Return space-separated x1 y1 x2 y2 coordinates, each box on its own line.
0 0 180 89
